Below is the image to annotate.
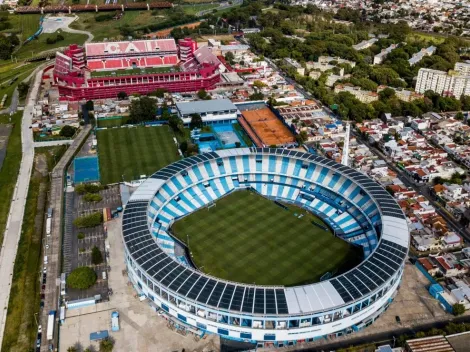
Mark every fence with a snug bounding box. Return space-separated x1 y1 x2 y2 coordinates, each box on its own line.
415 261 438 285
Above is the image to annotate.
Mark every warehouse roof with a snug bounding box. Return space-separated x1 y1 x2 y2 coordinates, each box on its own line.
176 99 238 116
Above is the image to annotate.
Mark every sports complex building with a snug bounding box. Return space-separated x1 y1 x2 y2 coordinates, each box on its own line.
122 148 409 347
53 38 221 100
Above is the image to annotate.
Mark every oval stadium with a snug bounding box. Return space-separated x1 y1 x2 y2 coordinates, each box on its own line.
122 148 409 347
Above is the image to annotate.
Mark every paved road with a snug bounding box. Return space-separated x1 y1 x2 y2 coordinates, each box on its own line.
300 315 470 351
65 16 94 43
354 131 470 244
195 0 243 17
34 139 73 148
0 68 40 346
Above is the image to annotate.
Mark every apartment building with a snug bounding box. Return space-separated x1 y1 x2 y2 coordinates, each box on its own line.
334 84 379 103
415 63 470 97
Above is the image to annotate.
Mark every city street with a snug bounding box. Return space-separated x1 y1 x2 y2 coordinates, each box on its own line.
354 130 470 245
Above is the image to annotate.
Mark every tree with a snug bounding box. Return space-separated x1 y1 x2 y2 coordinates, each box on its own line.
189 114 203 130
378 87 396 101
179 140 188 155
60 125 77 138
153 88 167 98
168 115 184 133
66 267 97 289
17 82 29 98
83 193 102 202
224 51 235 65
99 338 114 352
249 92 264 101
252 80 267 89
67 347 78 352
452 303 465 316
75 184 103 194
85 100 94 111
455 112 464 120
128 96 157 123
74 212 103 228
197 89 209 100
117 91 127 100
91 246 103 265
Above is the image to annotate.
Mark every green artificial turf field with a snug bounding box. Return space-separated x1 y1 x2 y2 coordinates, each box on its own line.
96 126 180 184
171 190 363 286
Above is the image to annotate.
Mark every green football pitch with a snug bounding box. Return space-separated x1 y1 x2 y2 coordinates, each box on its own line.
171 190 363 286
96 126 180 184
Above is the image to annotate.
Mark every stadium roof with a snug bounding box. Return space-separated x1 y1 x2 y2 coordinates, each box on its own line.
85 39 177 57
176 99 238 116
123 148 409 316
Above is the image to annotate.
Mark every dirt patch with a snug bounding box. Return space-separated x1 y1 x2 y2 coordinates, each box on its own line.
144 21 202 38
199 34 236 43
34 153 48 177
0 124 13 171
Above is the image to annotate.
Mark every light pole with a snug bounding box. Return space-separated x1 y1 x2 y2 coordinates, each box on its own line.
34 312 38 327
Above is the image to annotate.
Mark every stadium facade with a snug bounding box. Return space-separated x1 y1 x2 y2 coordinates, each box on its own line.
53 39 221 100
122 148 409 347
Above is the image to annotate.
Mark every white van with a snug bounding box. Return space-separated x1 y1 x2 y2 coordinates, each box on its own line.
102 271 107 280
44 256 48 265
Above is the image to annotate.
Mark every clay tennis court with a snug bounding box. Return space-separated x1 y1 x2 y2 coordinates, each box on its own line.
240 108 296 147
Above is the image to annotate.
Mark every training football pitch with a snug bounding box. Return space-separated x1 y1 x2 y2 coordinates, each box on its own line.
171 190 363 286
96 126 180 184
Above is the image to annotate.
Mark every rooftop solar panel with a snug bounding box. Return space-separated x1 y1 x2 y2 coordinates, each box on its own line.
218 284 235 309
187 276 208 300
229 286 245 312
242 288 255 313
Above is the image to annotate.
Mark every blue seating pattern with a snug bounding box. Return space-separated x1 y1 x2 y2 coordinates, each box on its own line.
148 154 382 260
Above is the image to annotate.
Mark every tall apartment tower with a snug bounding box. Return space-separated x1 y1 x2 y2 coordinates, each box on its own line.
415 62 470 98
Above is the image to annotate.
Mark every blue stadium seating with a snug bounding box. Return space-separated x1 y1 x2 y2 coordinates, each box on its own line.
149 154 384 260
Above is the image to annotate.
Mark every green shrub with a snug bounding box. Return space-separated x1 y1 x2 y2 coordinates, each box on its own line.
95 13 114 22
73 212 103 228
83 193 103 202
91 246 103 265
75 184 103 195
66 267 97 289
77 232 85 240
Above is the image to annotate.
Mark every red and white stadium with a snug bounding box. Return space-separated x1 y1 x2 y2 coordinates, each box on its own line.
53 38 222 101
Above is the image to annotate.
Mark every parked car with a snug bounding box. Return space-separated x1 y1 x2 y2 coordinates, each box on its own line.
38 325 42 334
40 301 44 308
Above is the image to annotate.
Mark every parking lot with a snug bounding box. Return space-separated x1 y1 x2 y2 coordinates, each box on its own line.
63 180 121 302
59 217 220 352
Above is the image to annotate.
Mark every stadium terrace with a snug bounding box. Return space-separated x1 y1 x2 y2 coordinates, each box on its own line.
122 148 409 347
53 39 221 101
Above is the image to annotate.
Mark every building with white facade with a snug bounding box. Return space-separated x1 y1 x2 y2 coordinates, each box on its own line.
373 44 399 65
284 58 305 76
408 46 436 66
353 38 378 51
175 99 239 125
334 85 379 103
415 63 470 97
